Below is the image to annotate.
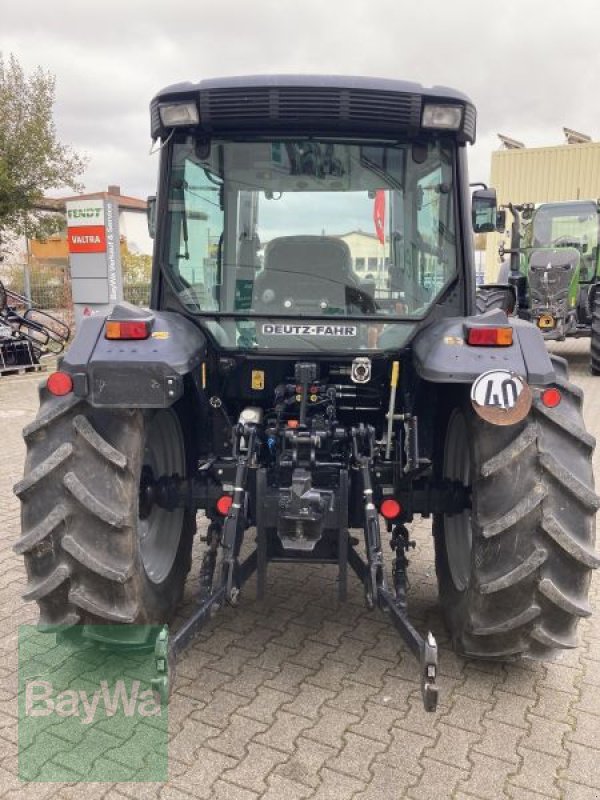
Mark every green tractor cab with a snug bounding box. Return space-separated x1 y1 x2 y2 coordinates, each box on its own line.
482 200 600 372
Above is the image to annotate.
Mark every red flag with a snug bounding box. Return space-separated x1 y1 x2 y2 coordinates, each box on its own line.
373 190 385 244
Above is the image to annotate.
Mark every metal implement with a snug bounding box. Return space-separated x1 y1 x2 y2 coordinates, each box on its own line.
0 280 69 374
148 407 439 711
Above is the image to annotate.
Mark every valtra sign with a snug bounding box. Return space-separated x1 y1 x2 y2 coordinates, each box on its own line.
66 200 106 254
68 226 107 253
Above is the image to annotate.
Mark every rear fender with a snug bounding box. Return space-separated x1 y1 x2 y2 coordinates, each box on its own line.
412 309 555 386
60 304 207 408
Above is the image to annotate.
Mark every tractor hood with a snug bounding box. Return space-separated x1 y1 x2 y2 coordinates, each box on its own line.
528 248 579 313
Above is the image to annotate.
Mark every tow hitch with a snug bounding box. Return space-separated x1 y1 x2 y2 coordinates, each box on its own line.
150 420 438 712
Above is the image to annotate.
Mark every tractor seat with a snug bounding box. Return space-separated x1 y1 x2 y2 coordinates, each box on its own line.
252 235 364 315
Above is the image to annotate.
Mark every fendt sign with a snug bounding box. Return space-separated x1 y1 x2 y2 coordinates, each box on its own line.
66 198 123 324
66 200 107 254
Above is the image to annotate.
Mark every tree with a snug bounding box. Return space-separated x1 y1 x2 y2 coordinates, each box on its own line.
0 53 87 243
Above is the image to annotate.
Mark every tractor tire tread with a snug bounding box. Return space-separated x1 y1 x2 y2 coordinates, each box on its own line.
541 512 600 568
23 394 81 440
73 415 128 469
14 443 73 497
590 293 600 374
13 504 70 554
437 358 598 659
22 562 71 602
62 533 133 583
478 547 547 595
63 471 128 528
17 396 195 629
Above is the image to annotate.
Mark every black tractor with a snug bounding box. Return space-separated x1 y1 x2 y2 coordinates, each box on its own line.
15 76 598 711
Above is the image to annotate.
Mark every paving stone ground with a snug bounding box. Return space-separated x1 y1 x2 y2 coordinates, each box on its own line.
1 340 599 799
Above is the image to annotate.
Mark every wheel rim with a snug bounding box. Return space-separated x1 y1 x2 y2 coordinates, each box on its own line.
138 410 185 584
443 409 472 592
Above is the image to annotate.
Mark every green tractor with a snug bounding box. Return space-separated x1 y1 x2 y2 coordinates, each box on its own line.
485 200 600 372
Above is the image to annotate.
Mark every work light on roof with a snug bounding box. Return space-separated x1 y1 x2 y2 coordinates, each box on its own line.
421 104 462 131
159 102 200 127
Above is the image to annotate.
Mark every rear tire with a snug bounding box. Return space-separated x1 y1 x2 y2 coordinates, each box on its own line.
476 286 513 315
14 386 195 629
435 356 599 658
591 290 600 375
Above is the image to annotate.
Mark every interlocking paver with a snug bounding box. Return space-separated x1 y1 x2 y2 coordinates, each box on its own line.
354 761 419 800
2 343 600 798
221 742 288 793
306 767 364 800
533 685 576 723
263 662 313 694
406 757 467 800
509 746 565 798
458 751 517 799
303 705 360 747
442 692 492 734
485 690 532 730
326 731 386 781
378 726 433 773
426 721 480 771
521 713 571 757
558 780 600 799
562 742 600 790
281 684 336 719
254 710 312 753
203 713 268 758
274 737 337 788
348 701 403 744
474 718 523 765
566 708 600 749
325 679 378 714
238 686 293 724
260 774 311 800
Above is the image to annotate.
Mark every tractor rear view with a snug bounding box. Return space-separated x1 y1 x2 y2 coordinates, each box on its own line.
483 200 600 373
15 76 599 712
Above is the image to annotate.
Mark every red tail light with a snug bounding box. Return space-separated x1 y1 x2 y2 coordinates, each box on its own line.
380 498 402 520
541 387 561 408
467 327 513 346
105 320 151 340
216 495 233 516
47 371 73 396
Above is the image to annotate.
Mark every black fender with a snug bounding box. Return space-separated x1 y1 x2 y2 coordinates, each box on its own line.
60 303 207 408
412 309 555 386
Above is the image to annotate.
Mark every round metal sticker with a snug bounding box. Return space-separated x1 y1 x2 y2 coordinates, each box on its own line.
470 369 532 426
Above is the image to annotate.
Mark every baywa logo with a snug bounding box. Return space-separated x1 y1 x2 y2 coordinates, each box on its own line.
25 679 162 725
19 625 168 782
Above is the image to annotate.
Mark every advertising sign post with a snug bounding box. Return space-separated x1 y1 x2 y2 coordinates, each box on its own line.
66 198 123 325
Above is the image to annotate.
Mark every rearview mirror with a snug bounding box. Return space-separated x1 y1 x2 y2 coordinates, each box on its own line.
472 188 498 233
147 196 157 238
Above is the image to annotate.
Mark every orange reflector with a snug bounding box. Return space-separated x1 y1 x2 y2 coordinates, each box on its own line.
47 371 73 396
541 387 561 408
105 320 150 340
380 498 402 520
287 419 300 428
216 495 233 516
467 327 513 346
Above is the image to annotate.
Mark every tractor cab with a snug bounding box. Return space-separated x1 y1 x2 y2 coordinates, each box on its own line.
150 77 477 356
